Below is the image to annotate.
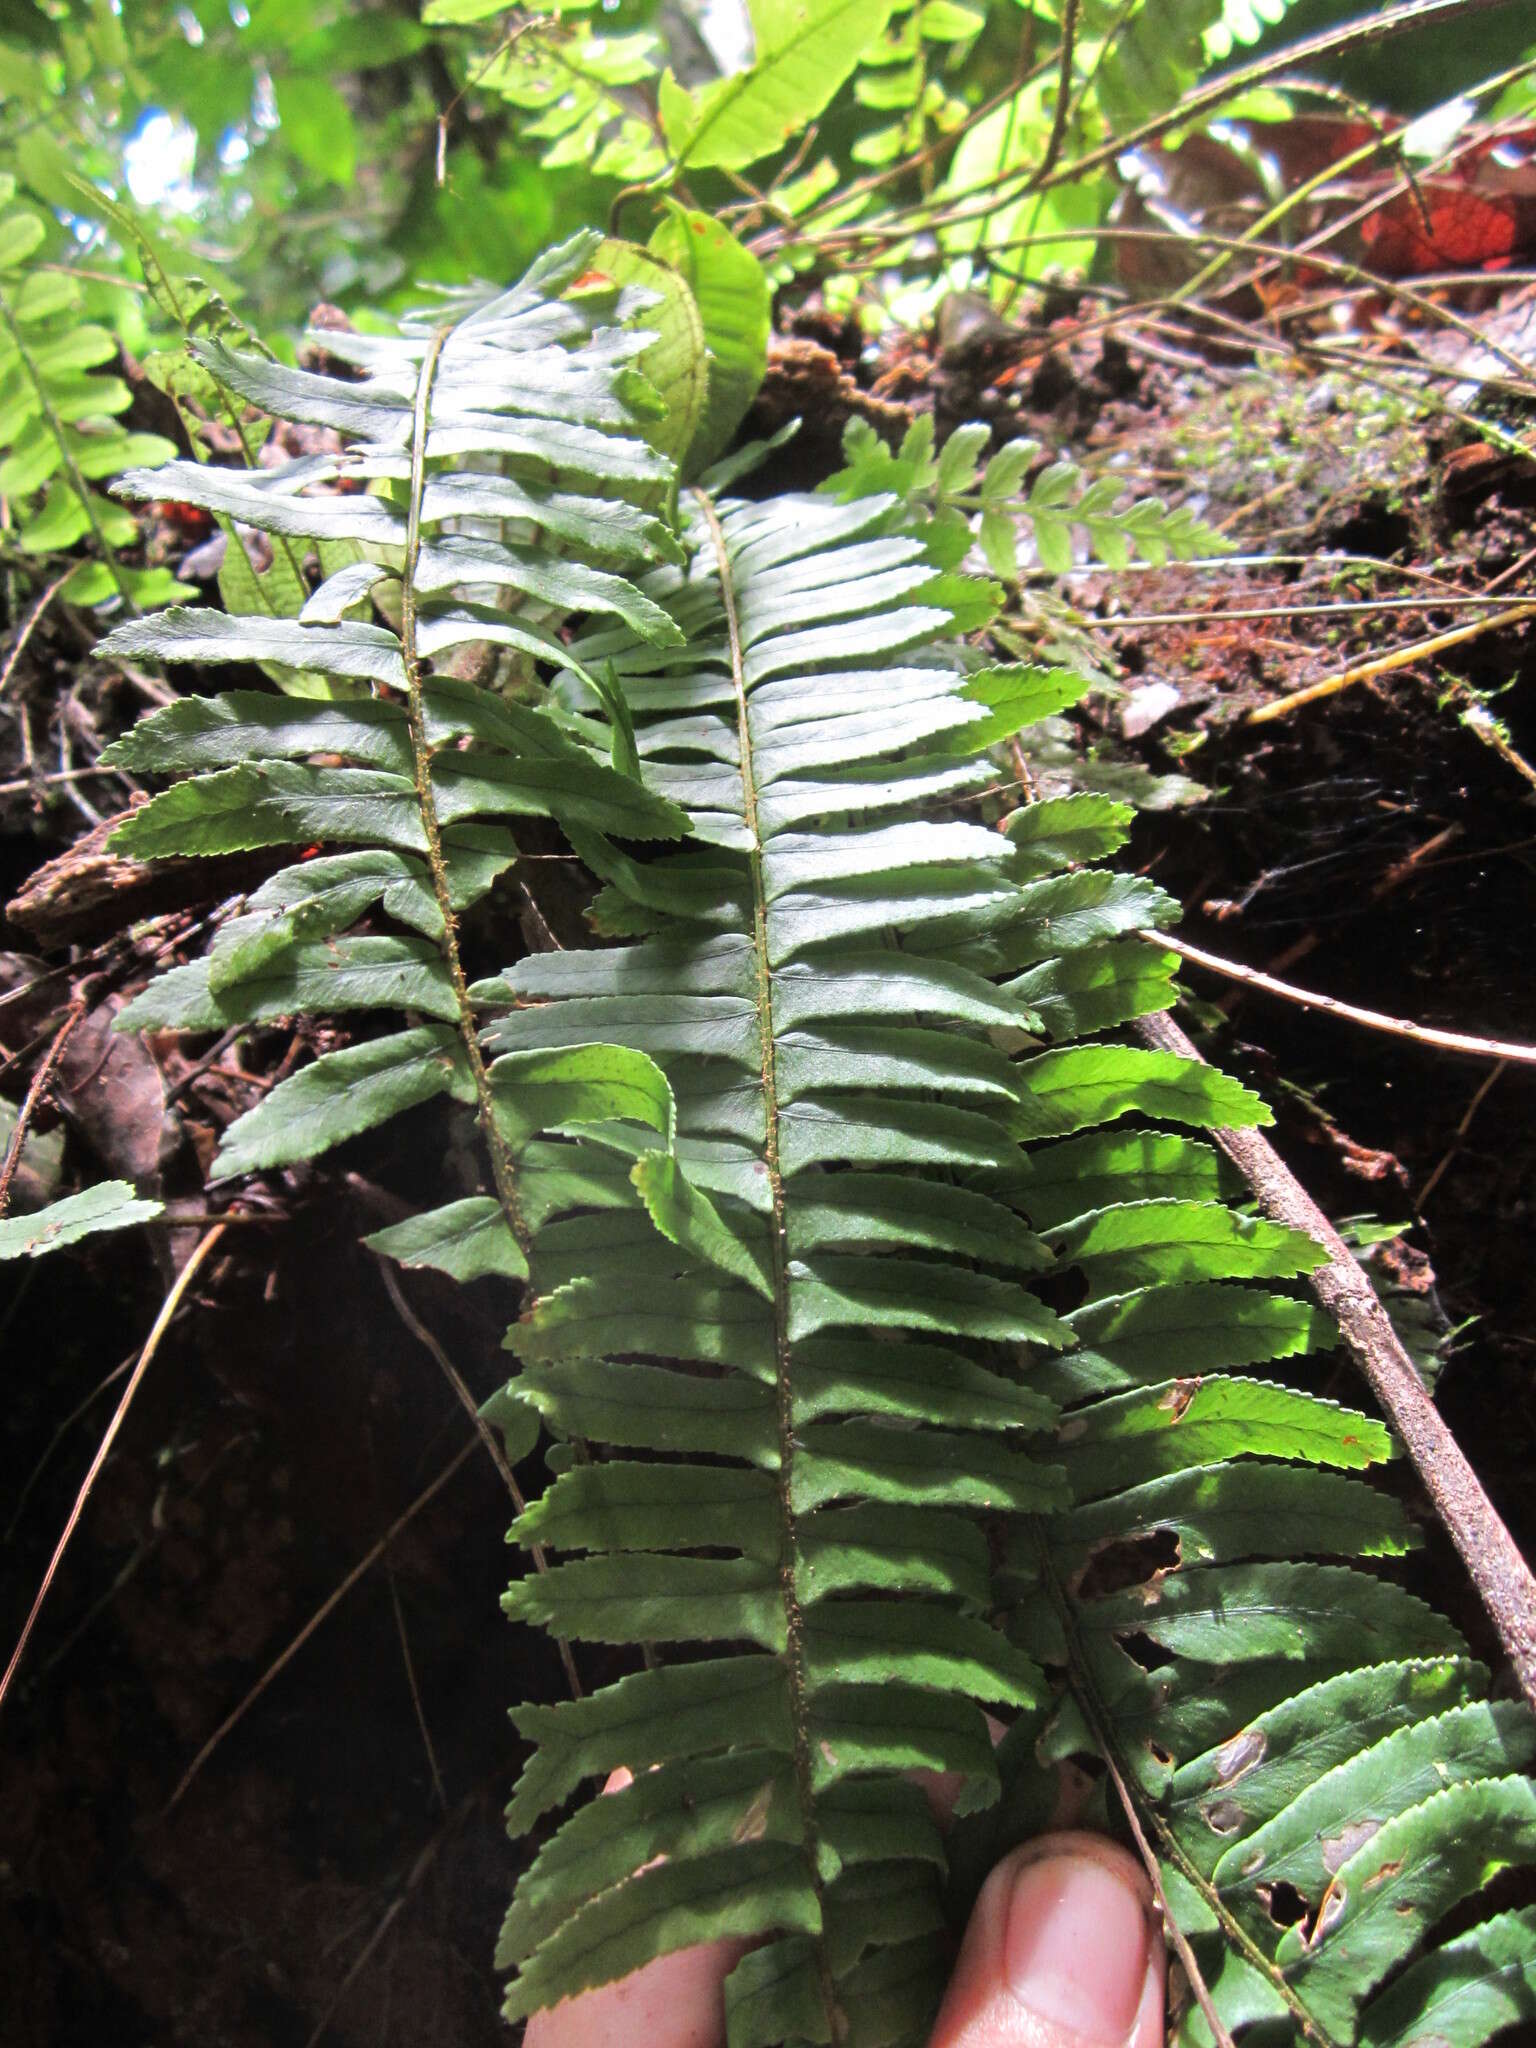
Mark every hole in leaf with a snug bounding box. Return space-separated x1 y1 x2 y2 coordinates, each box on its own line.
1036 1265 1089 1315
1077 1527 1180 1602
1113 1628 1175 1673
1257 1881 1310 1932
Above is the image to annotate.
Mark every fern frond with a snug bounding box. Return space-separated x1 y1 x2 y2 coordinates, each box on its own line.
0 182 184 610
827 415 1228 579
487 464 1536 2044
95 233 688 1248
94 222 1536 2048
475 469 1357 2042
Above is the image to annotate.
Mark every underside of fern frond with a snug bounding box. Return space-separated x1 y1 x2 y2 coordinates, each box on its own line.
96 234 689 1234
94 239 1536 2048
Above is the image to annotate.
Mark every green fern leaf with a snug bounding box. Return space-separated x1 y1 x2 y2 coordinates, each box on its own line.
486 464 1536 2047
0 1180 164 1260
96 225 1536 2048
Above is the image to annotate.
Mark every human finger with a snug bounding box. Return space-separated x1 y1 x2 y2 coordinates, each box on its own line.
522 1768 741 2048
927 1831 1166 2048
523 1933 744 2048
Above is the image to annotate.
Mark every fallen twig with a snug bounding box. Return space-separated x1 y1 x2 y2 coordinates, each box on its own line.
0 997 86 1220
1258 823 1459 986
1145 930 1536 1067
1460 700 1536 793
1137 1009 1536 1713
383 1546 447 1814
0 1225 225 1716
163 1440 476 1814
1416 1058 1509 1212
1247 603 1536 725
0 573 70 701
374 1257 583 1701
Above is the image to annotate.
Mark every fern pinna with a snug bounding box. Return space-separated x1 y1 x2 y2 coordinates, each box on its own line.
94 243 1536 2048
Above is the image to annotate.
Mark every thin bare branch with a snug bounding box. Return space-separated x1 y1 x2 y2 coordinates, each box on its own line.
1144 931 1536 1067
1136 1009 1536 1713
0 997 86 1221
1248 603 1536 724
0 1225 226 1717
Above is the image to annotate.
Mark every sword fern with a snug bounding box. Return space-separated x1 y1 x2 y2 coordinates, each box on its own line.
94 237 1536 2048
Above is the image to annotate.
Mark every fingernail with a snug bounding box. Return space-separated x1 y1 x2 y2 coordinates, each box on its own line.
1003 1854 1151 2045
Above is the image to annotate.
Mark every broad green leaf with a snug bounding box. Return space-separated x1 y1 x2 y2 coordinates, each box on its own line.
118 937 458 1032
506 1551 785 1648
1044 1284 1336 1399
514 1463 780 1560
1046 1464 1418 1576
509 1657 796 1832
213 1026 474 1180
632 1151 773 1297
1081 1563 1463 1671
660 0 898 170
1053 1379 1390 1501
503 1842 818 2022
491 1043 676 1148
501 1751 800 1963
1052 1200 1323 1290
1012 1045 1271 1141
649 209 770 473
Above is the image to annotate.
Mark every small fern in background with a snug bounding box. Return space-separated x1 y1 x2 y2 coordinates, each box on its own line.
826 414 1229 578
0 176 185 612
88 229 1536 2048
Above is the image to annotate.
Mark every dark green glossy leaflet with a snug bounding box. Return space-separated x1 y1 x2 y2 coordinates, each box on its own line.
494 468 1536 2048
479 466 1464 2048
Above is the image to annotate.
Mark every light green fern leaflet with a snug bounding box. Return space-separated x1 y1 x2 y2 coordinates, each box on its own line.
0 176 185 610
94 234 689 1237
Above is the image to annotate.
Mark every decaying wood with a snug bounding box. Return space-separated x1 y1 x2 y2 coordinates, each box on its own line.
1137 1007 1536 1714
5 802 284 948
